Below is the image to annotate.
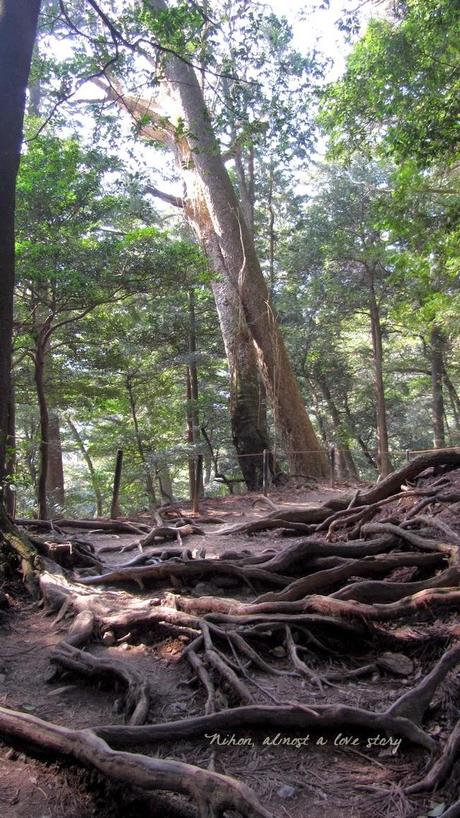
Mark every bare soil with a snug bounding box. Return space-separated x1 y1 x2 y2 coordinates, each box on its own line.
1 479 459 818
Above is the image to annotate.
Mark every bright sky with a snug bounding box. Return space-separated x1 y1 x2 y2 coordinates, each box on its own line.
269 0 357 79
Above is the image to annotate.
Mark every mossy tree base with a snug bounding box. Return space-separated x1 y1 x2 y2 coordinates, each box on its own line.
0 502 40 595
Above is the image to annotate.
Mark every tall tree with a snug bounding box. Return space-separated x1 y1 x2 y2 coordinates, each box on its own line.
0 0 42 493
94 0 328 478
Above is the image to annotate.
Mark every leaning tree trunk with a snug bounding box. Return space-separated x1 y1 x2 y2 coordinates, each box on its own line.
146 3 327 479
96 82 276 492
179 160 273 491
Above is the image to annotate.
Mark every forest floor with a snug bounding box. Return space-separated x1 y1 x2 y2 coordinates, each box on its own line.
1 464 460 818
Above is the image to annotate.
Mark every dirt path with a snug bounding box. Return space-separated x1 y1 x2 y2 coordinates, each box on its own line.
1 468 459 818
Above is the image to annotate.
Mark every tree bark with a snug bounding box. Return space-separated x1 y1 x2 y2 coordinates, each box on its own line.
0 0 42 487
144 4 327 478
212 278 271 490
126 376 157 506
314 371 360 481
365 263 393 477
34 337 49 520
188 289 203 497
431 325 446 448
46 411 65 513
66 418 103 517
5 378 16 516
442 362 460 431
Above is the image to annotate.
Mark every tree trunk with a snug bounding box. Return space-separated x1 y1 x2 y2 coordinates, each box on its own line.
5 378 16 517
365 264 393 477
431 325 446 449
343 395 378 472
157 464 174 503
188 289 203 497
442 362 460 431
66 418 103 517
46 412 65 513
34 339 49 520
267 160 276 299
180 169 272 491
144 7 327 478
126 376 157 506
0 0 42 487
212 279 270 490
314 372 360 481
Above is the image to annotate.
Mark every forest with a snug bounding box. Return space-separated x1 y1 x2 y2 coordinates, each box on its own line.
0 0 459 816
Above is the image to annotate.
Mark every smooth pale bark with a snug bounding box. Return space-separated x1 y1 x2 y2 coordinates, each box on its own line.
365 263 393 477
145 0 327 478
431 325 446 448
0 0 42 485
46 412 65 512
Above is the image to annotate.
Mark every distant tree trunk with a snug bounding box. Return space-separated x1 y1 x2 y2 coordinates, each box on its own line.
157 464 174 503
0 0 42 490
343 396 378 472
46 412 65 513
313 371 360 481
365 263 393 477
443 362 460 431
66 418 103 517
144 0 328 479
431 325 446 449
126 376 157 506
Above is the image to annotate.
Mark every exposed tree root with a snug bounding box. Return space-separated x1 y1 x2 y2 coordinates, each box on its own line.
78 558 291 590
405 720 460 793
219 451 460 535
0 706 272 818
4 459 460 815
51 642 151 724
15 517 150 534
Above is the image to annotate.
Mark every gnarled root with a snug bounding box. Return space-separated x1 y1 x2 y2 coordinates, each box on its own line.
0 706 272 818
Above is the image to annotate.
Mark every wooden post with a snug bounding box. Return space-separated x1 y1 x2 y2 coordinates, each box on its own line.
406 449 411 463
330 445 336 488
110 449 123 519
192 454 203 514
262 449 268 497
